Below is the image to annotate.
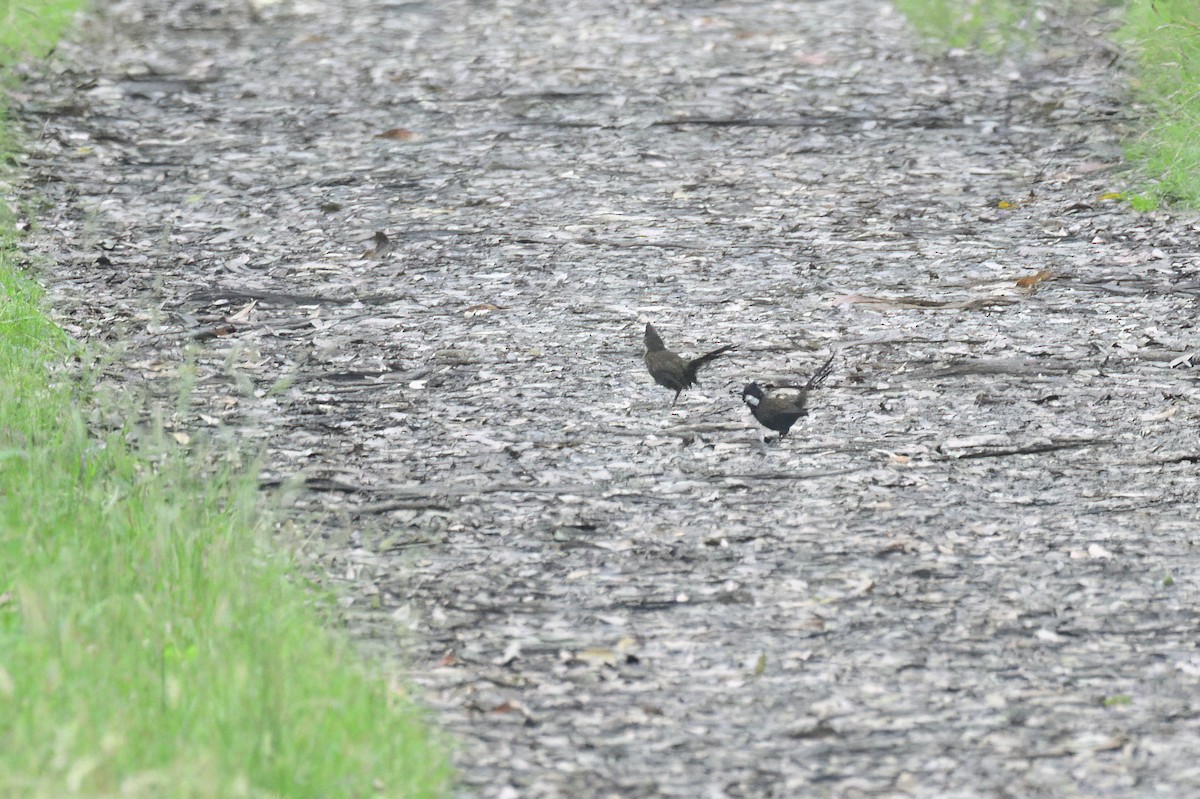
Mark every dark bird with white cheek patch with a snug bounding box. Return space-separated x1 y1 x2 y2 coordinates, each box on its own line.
643 323 735 406
742 353 836 439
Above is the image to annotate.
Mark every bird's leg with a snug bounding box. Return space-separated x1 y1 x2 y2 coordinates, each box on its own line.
672 390 681 407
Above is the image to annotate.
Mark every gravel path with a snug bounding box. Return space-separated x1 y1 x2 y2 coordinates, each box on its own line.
16 0 1200 796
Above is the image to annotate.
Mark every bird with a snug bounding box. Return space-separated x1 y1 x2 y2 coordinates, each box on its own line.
741 353 836 440
643 322 735 406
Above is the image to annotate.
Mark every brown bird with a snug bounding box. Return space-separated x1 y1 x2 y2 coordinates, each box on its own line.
643 322 735 406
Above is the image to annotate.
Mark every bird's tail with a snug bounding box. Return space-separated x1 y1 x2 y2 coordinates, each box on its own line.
803 353 836 391
685 344 735 381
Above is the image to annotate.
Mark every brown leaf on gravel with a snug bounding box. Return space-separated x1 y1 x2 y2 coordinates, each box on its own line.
1015 269 1053 289
464 303 502 317
375 127 420 141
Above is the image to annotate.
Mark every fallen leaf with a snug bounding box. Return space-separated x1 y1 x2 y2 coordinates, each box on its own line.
575 647 618 667
874 449 910 464
1140 407 1177 423
1015 269 1053 288
941 434 1009 450
227 299 257 323
464 303 501 318
491 699 530 716
375 127 421 141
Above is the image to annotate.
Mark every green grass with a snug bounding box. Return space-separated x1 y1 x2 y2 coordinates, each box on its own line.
0 3 450 797
0 0 79 59
1118 0 1200 208
892 0 1038 54
897 0 1200 208
0 0 85 159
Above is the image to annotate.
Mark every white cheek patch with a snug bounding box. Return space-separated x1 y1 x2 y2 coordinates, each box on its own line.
745 395 760 407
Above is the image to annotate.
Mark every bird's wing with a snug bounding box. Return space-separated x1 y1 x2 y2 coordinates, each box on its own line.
762 386 809 414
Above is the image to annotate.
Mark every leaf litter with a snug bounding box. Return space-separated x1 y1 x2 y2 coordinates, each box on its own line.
14 0 1200 796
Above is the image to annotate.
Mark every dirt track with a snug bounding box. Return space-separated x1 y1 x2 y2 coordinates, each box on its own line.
17 0 1200 795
